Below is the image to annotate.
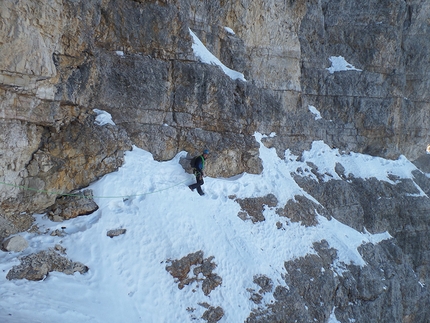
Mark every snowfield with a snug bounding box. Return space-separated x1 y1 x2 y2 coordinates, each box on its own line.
0 131 421 323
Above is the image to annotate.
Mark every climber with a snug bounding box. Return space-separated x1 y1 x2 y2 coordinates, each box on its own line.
188 149 210 196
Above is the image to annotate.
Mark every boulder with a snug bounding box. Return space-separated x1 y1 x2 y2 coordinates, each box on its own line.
106 229 127 238
2 235 28 252
47 190 99 222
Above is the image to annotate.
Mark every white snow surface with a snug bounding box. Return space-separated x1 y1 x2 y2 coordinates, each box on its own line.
308 105 322 120
224 26 235 35
328 307 342 323
93 109 116 126
1 132 424 323
327 56 362 74
189 29 246 81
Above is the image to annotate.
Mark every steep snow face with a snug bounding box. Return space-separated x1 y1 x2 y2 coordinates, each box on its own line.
326 56 362 74
189 28 246 81
0 133 421 323
93 109 116 126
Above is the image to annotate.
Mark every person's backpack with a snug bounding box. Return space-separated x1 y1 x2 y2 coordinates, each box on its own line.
190 156 198 168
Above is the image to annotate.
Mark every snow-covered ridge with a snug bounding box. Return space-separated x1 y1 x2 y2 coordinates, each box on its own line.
0 132 421 322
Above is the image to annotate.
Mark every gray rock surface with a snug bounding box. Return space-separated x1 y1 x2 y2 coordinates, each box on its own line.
165 251 222 296
233 194 278 223
202 305 224 323
2 235 28 252
243 160 430 322
1 0 430 321
1 0 429 230
46 189 98 222
106 228 127 238
6 249 89 281
298 0 430 160
247 240 429 323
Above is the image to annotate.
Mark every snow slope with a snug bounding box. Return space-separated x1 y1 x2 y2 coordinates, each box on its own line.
0 131 421 323
189 29 246 82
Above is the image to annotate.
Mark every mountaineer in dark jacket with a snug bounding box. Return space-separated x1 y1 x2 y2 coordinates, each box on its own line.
188 149 209 196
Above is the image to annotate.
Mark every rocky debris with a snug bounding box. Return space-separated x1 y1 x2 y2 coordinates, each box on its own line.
253 275 274 294
1 235 28 252
202 272 223 297
249 292 263 305
0 207 34 243
293 173 365 232
276 195 330 227
54 244 66 254
246 241 338 323
233 194 278 223
201 304 225 323
106 228 127 238
248 275 274 305
165 251 222 296
275 221 283 230
166 251 203 285
50 229 65 237
6 249 89 281
46 190 98 222
27 223 40 234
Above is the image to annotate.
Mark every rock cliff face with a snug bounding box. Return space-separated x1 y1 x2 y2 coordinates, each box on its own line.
1 0 430 322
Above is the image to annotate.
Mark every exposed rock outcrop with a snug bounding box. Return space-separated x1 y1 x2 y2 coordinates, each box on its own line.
234 193 278 223
243 161 430 322
1 0 429 229
46 189 98 222
0 110 131 238
276 195 330 227
165 250 222 296
6 249 89 281
247 239 428 323
201 304 225 323
1 0 430 321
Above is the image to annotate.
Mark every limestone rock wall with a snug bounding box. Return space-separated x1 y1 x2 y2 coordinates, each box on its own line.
1 1 430 320
2 0 429 219
299 0 430 159
0 0 132 236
